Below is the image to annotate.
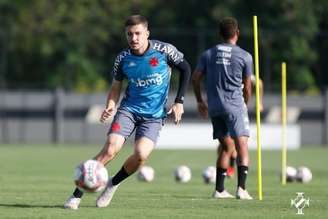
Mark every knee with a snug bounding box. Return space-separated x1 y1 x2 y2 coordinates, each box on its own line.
236 143 248 152
220 143 234 154
134 151 148 164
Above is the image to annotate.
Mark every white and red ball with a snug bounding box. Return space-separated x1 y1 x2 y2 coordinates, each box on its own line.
202 166 216 184
74 160 108 192
137 166 155 182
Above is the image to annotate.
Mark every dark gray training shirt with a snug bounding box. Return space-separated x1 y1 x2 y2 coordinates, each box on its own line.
196 43 253 116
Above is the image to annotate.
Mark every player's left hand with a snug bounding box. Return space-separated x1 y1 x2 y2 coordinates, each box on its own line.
259 103 264 112
167 103 184 124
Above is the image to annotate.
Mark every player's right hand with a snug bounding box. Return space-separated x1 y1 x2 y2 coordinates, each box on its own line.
100 108 114 123
197 101 208 119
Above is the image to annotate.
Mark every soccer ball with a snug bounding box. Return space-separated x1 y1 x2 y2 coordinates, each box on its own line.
74 160 108 192
202 166 216 184
174 165 191 183
285 166 297 182
137 166 155 182
296 166 312 183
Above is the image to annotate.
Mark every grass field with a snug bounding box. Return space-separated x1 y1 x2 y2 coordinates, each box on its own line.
0 144 327 219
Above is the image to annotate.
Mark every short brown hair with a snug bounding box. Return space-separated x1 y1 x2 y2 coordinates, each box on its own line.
219 17 239 40
125 15 148 28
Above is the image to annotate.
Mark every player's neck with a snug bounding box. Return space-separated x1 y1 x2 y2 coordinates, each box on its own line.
225 39 237 45
224 35 238 45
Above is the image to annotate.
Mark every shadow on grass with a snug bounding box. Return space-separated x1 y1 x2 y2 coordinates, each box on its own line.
0 203 64 208
0 203 95 209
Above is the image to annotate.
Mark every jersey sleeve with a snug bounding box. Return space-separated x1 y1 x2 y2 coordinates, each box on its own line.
112 54 125 81
166 44 184 66
151 40 184 66
243 52 253 77
195 52 207 74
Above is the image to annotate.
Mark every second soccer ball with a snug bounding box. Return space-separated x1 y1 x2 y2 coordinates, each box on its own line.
202 166 216 184
174 165 191 183
137 166 155 182
296 166 312 183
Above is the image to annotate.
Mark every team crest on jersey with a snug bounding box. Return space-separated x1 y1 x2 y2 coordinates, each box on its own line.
149 57 159 67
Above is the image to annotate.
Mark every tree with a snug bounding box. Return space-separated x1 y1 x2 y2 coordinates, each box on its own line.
0 0 327 92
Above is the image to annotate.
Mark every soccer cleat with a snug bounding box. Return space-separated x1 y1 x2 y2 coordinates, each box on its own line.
213 190 234 199
226 167 235 178
64 195 81 210
236 187 253 200
96 179 119 208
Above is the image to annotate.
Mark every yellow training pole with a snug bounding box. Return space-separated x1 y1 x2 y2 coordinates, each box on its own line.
253 15 263 200
281 62 287 185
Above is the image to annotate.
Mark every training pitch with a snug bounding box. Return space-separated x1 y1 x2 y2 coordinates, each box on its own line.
0 145 327 219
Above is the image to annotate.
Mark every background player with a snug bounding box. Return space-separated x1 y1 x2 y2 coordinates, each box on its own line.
225 75 263 178
192 16 253 199
64 14 191 209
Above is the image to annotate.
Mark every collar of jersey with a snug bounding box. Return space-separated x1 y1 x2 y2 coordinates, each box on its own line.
130 40 152 57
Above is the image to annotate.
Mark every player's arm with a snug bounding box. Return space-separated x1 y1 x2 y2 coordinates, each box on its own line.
168 59 191 124
250 75 264 111
243 53 253 106
258 78 264 111
243 75 252 105
192 70 208 119
100 79 122 123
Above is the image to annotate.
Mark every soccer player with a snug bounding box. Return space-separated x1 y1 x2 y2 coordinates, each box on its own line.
64 14 191 209
192 17 253 199
226 75 263 178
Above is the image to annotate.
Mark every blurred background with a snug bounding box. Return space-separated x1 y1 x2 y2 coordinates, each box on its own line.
0 0 328 147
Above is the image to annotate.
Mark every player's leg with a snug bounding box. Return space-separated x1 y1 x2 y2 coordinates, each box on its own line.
96 117 162 207
227 148 237 178
211 115 234 198
218 141 237 178
122 117 162 175
234 136 252 199
64 109 134 209
122 137 155 173
96 137 155 208
94 134 126 164
229 108 252 200
64 134 125 209
105 136 155 190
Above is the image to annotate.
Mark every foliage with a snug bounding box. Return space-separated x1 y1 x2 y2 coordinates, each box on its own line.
0 0 327 92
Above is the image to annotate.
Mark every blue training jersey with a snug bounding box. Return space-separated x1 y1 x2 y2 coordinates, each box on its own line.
112 40 184 118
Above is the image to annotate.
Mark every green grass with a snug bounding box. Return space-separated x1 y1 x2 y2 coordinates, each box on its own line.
0 144 327 219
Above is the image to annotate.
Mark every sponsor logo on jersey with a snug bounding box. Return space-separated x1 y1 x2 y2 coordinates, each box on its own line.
217 45 232 52
216 45 232 65
153 42 182 63
113 50 131 75
131 73 163 87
